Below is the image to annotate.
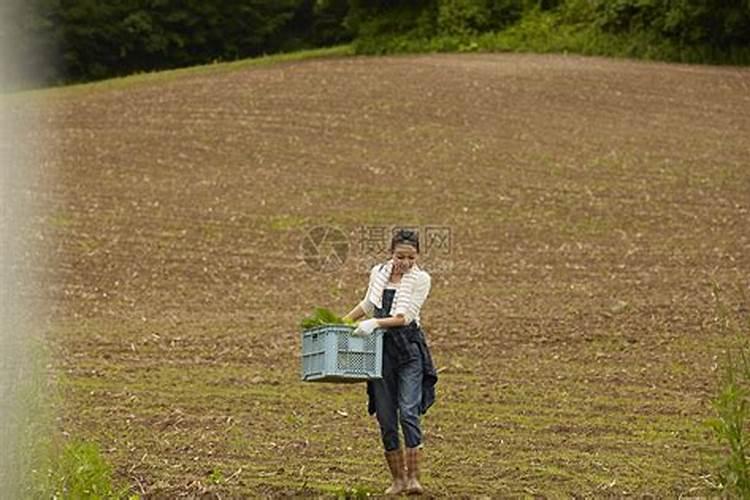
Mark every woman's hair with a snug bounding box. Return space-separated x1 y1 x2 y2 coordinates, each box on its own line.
390 228 420 253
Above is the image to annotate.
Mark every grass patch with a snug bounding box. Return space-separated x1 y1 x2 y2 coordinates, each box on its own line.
709 350 750 496
269 214 310 231
2 330 132 498
5 45 354 99
317 483 382 498
706 286 750 497
50 440 133 499
47 212 75 228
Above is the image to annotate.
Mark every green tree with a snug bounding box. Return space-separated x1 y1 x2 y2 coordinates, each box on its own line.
8 0 347 86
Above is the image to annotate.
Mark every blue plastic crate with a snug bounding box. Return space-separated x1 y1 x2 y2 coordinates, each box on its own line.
300 324 383 383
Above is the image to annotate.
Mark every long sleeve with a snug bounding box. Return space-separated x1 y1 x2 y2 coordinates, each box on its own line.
359 297 375 317
393 272 431 324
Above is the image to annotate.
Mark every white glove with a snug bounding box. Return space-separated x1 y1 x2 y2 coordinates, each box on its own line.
352 318 379 337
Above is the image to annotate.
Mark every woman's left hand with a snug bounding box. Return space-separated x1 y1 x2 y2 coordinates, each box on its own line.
352 318 379 337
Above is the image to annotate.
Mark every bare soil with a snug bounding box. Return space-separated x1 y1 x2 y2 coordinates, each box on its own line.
14 53 750 497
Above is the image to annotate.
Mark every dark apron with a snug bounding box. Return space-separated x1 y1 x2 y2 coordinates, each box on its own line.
366 287 438 416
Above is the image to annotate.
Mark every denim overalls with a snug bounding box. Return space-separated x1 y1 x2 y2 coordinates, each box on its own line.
369 286 437 451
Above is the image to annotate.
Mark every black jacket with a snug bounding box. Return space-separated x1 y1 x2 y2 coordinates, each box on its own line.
367 322 438 415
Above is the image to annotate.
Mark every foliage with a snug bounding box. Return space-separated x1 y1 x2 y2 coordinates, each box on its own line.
706 287 750 497
300 307 357 329
3 0 351 87
50 440 129 498
5 0 750 88
589 0 750 49
312 0 353 45
708 347 750 497
349 0 750 65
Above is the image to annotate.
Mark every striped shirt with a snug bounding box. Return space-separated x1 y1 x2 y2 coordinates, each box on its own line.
358 260 432 326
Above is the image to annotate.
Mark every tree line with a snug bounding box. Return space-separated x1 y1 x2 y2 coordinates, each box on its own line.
3 0 749 88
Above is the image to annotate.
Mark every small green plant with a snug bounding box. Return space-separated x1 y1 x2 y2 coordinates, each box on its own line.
300 307 357 330
51 440 124 498
208 467 225 485
707 286 750 498
708 346 750 497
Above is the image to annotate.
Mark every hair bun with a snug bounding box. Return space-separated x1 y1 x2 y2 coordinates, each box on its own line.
391 228 420 252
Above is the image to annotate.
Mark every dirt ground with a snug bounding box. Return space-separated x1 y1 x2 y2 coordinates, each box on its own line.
12 53 750 496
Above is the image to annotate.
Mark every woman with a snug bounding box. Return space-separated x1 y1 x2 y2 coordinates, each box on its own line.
343 229 438 495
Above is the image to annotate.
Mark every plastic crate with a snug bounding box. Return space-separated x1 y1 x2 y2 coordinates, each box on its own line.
300 324 383 383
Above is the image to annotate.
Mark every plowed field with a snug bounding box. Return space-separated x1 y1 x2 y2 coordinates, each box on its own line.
16 53 750 497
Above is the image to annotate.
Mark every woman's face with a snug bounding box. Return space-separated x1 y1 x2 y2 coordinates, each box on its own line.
391 243 418 274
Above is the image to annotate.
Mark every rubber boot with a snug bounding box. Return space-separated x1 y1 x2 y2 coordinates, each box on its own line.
384 448 406 495
404 446 424 495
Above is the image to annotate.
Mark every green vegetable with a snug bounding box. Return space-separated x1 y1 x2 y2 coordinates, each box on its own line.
300 307 357 330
